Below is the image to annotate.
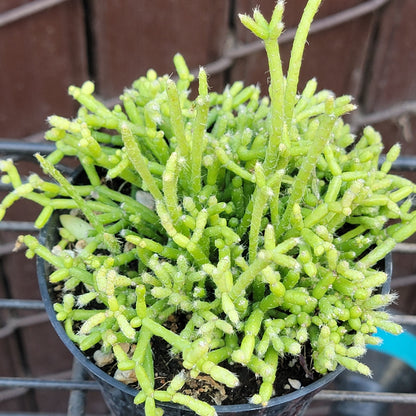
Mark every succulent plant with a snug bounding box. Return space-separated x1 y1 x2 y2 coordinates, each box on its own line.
0 1 411 415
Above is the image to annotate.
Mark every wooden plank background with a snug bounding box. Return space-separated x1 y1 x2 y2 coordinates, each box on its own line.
0 0 415 413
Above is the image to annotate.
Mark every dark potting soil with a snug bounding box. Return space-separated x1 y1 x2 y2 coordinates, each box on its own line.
86 314 321 407
149 334 321 406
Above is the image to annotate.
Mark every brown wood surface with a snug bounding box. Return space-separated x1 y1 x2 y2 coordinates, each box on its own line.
0 0 88 138
364 0 416 112
360 0 416 152
89 0 230 98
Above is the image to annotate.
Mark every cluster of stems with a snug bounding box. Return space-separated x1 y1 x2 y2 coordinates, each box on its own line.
0 1 412 415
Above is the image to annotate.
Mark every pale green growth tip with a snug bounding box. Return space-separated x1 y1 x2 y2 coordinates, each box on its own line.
173 52 194 82
269 0 285 39
68 85 80 99
81 80 95 95
198 67 208 96
146 68 157 81
386 143 401 163
252 7 270 33
249 394 262 405
238 13 268 40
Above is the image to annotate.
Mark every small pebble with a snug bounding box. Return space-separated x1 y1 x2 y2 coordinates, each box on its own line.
75 239 88 250
93 350 114 367
288 358 297 367
114 369 137 384
136 190 155 210
288 378 302 390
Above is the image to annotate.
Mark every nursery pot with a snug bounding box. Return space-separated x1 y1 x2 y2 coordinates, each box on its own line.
37 211 392 416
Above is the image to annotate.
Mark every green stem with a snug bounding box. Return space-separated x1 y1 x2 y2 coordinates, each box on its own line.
35 154 103 233
284 0 322 123
141 317 189 351
121 123 163 201
276 106 336 239
166 79 190 156
262 37 285 176
229 251 272 300
191 68 209 195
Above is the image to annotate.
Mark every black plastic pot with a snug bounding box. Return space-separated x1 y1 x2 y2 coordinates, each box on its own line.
37 212 392 416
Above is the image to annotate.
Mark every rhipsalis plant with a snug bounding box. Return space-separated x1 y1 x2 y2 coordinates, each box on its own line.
1 1 412 415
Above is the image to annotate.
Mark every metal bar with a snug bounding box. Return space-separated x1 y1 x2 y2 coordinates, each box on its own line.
393 243 416 253
0 385 28 403
306 0 390 35
0 299 45 310
0 413 71 416
0 413 108 416
0 312 49 339
67 359 88 416
315 390 416 404
0 0 70 28
0 377 100 391
0 140 56 155
352 100 416 130
391 314 416 326
0 370 72 403
0 221 37 231
390 155 416 172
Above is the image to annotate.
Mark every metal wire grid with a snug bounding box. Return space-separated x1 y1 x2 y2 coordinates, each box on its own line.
0 0 416 414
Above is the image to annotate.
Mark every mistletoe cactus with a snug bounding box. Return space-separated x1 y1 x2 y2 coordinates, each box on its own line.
0 1 413 415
